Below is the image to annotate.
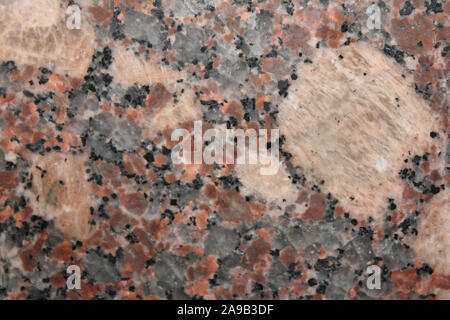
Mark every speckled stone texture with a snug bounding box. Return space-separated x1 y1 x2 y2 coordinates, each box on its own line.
0 0 448 300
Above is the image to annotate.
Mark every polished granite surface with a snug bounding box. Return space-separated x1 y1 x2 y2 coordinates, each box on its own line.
0 0 448 299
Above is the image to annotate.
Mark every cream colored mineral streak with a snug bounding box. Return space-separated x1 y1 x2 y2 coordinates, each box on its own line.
143 87 201 137
235 157 298 203
413 191 450 275
278 43 439 222
111 46 201 137
29 152 93 240
111 46 184 87
0 0 95 78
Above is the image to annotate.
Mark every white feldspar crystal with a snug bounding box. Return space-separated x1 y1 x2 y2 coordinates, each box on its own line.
111 46 202 138
0 0 95 78
28 152 93 240
235 153 298 204
111 46 185 87
413 191 450 275
277 43 440 222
